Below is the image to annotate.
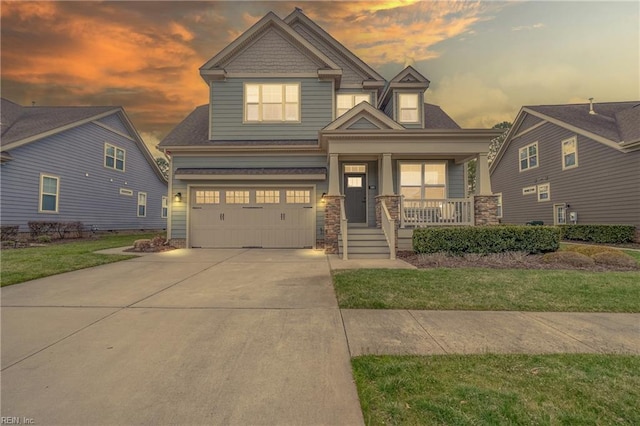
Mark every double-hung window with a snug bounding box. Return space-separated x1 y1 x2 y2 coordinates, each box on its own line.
562 137 578 170
537 183 550 202
39 174 59 213
519 142 538 171
336 93 370 117
245 84 299 122
105 143 125 171
161 196 168 218
398 93 419 123
137 192 147 217
399 162 446 200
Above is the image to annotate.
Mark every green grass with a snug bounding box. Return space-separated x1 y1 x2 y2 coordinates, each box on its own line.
0 233 157 286
622 249 640 263
352 354 640 425
333 268 640 312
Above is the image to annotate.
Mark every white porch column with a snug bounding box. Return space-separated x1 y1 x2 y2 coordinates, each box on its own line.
328 154 341 195
475 153 492 196
381 153 394 196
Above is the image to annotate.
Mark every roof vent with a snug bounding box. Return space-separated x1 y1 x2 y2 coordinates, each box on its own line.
588 97 596 115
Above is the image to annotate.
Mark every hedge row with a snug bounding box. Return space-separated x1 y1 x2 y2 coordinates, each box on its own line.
413 225 561 255
28 221 84 239
558 224 636 244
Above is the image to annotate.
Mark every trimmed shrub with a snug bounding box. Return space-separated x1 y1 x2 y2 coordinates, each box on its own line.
541 251 595 267
559 224 636 244
27 221 84 239
591 251 638 268
1 225 19 242
36 235 52 243
412 225 561 255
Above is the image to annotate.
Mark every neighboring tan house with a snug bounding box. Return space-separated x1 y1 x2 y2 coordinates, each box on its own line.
490 100 640 234
1 98 168 232
159 9 502 258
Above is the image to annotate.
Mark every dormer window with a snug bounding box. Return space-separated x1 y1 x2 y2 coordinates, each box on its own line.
336 94 370 117
245 83 300 122
398 93 419 123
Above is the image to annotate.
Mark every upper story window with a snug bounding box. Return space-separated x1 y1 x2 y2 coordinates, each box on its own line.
519 142 538 171
537 183 550 202
105 143 125 171
562 137 578 170
39 174 59 213
245 84 300 122
137 192 147 217
399 162 446 200
336 94 370 117
398 93 419 123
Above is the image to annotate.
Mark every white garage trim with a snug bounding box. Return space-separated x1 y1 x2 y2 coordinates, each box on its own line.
177 173 326 181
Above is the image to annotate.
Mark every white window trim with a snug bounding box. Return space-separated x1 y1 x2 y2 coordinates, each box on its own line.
104 143 126 172
336 93 371 118
244 83 301 123
553 203 567 225
522 186 537 195
120 188 133 196
537 183 550 202
397 93 420 124
137 192 147 217
39 173 60 213
519 142 539 172
398 161 448 199
161 196 168 218
562 136 578 170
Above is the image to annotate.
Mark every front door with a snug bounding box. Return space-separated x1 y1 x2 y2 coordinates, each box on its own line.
344 173 367 223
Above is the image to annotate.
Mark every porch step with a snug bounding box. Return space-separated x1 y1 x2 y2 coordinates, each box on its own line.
338 227 391 259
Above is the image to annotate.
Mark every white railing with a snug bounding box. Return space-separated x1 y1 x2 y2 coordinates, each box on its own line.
401 198 474 227
380 200 396 260
339 198 348 260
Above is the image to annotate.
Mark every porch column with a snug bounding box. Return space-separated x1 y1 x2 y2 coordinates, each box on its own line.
328 154 341 195
381 153 394 196
475 153 492 196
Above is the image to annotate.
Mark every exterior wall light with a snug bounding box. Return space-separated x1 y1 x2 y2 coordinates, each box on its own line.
174 192 182 202
321 192 327 203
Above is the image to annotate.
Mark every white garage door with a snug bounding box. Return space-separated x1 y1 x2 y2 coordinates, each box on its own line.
189 188 315 248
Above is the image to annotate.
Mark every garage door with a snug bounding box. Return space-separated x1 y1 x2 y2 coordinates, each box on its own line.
189 188 315 248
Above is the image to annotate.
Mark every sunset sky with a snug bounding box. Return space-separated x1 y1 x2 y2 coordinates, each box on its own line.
2 1 638 156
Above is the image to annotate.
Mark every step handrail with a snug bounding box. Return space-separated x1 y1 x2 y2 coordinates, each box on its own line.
339 197 348 260
380 200 396 260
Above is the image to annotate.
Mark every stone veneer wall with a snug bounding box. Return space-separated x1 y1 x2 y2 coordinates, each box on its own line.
375 195 400 228
169 238 186 249
323 196 344 254
474 195 500 226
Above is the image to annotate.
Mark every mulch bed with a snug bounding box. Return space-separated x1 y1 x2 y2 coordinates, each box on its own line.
397 251 639 272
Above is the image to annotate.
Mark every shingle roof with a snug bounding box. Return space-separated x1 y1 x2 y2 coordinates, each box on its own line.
1 98 117 146
424 103 460 130
526 101 640 143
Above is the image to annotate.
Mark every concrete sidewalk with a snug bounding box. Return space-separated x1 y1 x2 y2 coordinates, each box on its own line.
342 309 640 356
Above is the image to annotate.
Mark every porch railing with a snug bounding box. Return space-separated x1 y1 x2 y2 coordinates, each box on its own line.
339 198 348 260
401 198 474 227
380 200 396 260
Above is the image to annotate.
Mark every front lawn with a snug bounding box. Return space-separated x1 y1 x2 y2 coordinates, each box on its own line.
353 354 640 425
0 233 157 286
333 268 640 312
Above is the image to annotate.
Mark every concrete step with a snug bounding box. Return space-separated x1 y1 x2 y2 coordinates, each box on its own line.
339 239 388 248
343 246 390 255
346 253 393 259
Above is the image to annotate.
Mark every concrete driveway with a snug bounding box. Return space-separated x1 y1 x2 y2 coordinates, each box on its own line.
1 249 364 426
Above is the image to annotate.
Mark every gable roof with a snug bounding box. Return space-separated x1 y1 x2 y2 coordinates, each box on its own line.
379 66 431 109
490 100 640 173
199 11 342 84
323 102 404 131
0 98 167 182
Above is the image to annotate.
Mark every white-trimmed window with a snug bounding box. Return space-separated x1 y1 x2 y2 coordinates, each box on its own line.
226 191 249 204
537 183 550 202
336 93 370 117
161 196 168 218
120 188 133 196
347 176 363 188
399 162 446 199
105 143 125 171
245 84 299 122
398 93 419 123
522 186 537 195
519 142 538 171
496 193 503 218
137 192 147 217
286 190 310 204
562 137 578 170
195 190 220 204
39 174 59 213
554 203 566 225
256 190 280 204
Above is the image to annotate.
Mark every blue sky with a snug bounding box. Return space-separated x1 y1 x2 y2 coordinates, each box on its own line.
2 1 638 153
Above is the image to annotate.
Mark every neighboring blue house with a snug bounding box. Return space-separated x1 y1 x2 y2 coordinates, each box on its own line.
1 98 168 233
159 9 502 258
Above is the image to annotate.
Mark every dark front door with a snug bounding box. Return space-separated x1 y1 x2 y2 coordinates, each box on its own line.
344 173 367 223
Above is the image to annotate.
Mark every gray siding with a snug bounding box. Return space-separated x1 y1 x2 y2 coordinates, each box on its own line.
210 78 333 140
447 161 465 198
96 114 130 136
224 28 320 73
519 113 544 133
170 155 328 239
348 117 379 129
491 121 640 227
0 120 167 232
